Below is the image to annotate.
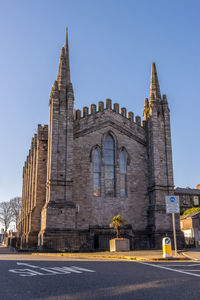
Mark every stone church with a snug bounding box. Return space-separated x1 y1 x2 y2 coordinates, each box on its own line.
17 30 183 251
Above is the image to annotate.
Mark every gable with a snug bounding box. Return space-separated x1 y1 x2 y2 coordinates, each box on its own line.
74 109 146 146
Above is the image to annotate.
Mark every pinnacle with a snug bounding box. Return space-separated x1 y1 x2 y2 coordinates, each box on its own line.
65 27 68 53
150 62 161 101
56 28 71 90
64 27 70 83
52 80 58 91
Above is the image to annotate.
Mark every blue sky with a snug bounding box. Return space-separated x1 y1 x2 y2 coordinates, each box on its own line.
0 0 199 202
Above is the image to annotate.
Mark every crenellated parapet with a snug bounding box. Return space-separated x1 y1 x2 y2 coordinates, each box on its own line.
74 98 143 128
37 124 48 141
73 99 146 146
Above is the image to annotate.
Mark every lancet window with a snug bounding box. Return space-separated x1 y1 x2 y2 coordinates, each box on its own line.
92 147 101 196
104 134 115 197
120 149 128 197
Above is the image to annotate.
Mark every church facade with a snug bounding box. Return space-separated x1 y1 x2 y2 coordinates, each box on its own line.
17 30 183 251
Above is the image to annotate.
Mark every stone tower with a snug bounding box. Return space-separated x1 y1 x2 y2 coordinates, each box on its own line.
38 29 76 249
143 62 181 247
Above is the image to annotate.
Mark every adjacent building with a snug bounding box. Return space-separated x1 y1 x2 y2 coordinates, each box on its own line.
175 186 200 214
180 211 200 246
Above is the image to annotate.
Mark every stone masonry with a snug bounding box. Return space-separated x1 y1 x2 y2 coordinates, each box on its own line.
18 125 48 248
17 29 184 251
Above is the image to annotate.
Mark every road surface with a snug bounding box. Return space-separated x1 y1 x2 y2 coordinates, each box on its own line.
1 258 200 299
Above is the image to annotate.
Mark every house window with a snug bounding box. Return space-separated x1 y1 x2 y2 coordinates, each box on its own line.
183 196 187 205
120 149 128 197
104 134 115 197
92 147 101 196
193 196 199 206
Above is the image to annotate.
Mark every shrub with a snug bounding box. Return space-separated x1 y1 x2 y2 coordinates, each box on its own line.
110 215 125 239
183 207 200 216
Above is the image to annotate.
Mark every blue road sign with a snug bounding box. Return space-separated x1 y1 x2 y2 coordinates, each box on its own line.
170 196 175 203
165 196 180 213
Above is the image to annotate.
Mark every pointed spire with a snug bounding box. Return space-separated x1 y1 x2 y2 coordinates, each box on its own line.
64 27 70 83
150 62 161 101
57 47 66 90
57 28 71 90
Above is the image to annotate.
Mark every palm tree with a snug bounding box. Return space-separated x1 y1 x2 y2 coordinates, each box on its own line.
110 215 125 239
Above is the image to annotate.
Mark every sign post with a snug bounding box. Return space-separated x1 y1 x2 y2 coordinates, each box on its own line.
165 196 180 257
172 213 177 256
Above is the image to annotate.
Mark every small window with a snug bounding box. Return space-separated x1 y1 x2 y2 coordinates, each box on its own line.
120 149 128 197
194 196 199 206
92 148 101 196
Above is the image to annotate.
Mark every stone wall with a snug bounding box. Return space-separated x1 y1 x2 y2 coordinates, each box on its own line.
73 99 149 234
18 125 48 248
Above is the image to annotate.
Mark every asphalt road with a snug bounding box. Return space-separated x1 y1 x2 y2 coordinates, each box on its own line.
1 259 200 300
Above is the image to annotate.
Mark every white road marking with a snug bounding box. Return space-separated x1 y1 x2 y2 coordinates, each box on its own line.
17 262 39 268
71 266 96 272
17 262 62 275
9 263 95 277
9 269 45 276
181 270 200 272
160 263 200 267
48 267 72 274
135 261 200 278
50 267 82 274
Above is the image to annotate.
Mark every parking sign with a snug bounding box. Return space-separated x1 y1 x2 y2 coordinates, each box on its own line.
165 196 180 213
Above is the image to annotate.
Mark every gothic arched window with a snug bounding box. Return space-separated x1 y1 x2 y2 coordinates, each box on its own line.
120 149 128 197
104 134 115 197
92 147 101 196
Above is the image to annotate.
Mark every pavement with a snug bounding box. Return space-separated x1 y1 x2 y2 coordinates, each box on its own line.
0 245 17 254
180 248 200 261
1 244 200 261
31 249 200 261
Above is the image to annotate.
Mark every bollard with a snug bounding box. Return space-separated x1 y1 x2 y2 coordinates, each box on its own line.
162 237 172 258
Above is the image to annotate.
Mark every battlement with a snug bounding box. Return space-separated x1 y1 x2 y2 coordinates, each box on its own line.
23 125 48 175
37 124 48 141
74 99 143 127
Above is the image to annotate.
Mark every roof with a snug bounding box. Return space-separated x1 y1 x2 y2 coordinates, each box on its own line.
180 211 200 220
175 187 200 196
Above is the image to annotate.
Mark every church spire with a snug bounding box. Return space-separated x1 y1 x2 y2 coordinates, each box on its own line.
149 62 161 101
64 27 70 84
57 28 71 90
